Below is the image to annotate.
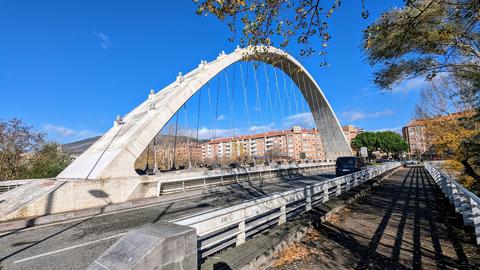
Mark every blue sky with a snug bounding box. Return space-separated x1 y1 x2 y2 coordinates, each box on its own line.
0 0 424 143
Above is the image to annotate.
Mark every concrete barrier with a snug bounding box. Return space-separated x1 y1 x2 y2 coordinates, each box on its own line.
87 222 197 270
0 162 333 223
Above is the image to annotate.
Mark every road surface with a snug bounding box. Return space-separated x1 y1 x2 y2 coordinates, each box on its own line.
0 172 334 270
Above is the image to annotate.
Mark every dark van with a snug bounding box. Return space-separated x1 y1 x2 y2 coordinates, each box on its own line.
335 156 365 177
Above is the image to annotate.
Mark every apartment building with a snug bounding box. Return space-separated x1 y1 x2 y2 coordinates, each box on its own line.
201 126 324 163
342 125 364 144
402 120 429 157
402 111 469 157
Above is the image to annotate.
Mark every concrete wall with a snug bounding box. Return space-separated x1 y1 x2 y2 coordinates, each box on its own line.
88 222 197 270
0 176 157 222
0 163 333 222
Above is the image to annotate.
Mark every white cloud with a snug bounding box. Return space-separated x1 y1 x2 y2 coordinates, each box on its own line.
93 31 111 49
216 114 225 121
342 109 394 121
342 111 365 121
44 124 100 142
390 77 427 94
283 112 315 128
44 124 75 137
195 127 239 140
373 126 403 134
249 123 275 132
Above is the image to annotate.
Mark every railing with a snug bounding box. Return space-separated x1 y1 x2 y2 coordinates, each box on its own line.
175 162 401 258
424 162 480 245
0 179 32 194
158 162 335 195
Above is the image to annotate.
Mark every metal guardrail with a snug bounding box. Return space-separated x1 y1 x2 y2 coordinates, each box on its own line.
424 162 480 245
0 179 32 194
175 162 401 258
158 162 335 195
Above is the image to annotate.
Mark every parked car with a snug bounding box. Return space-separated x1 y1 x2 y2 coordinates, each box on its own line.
335 156 366 177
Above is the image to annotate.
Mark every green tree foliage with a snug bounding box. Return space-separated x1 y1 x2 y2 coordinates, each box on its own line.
363 0 479 185
194 0 372 63
24 143 72 179
351 131 408 160
0 119 72 180
378 131 409 156
351 132 378 160
0 118 43 180
363 0 480 91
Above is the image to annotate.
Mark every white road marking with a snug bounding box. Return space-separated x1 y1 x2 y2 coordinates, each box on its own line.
13 233 126 264
10 206 222 264
6 192 208 233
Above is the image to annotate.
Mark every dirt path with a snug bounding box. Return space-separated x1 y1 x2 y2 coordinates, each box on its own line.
269 166 480 270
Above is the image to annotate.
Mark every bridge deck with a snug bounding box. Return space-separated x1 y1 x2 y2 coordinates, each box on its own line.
272 166 480 270
0 172 334 270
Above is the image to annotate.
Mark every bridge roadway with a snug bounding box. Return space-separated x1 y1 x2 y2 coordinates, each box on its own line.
270 166 480 270
0 171 335 270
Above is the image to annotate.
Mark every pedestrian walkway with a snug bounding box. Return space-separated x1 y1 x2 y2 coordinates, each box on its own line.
271 166 480 270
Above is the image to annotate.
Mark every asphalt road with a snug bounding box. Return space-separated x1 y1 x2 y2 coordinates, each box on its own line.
0 172 334 270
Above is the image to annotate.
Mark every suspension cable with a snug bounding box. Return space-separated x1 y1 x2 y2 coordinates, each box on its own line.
293 64 306 113
280 61 292 117
305 78 321 161
214 75 220 141
240 62 251 129
224 69 235 138
172 112 179 170
195 85 203 167
263 63 275 124
253 62 269 163
273 66 285 123
287 62 299 115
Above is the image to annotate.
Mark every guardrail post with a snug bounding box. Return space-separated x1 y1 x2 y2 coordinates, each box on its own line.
470 198 480 245
235 171 239 184
156 181 162 196
279 205 286 225
305 186 312 211
443 180 455 204
346 175 353 191
354 173 359 188
460 193 473 226
323 185 329 202
237 219 246 246
440 175 448 197
452 186 462 213
336 180 342 196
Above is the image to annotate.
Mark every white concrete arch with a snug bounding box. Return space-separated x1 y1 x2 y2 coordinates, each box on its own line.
58 46 352 180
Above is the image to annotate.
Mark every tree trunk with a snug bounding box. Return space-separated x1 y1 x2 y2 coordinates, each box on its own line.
460 159 480 182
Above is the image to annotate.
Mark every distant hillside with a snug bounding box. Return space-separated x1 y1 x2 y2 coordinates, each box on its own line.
62 136 101 155
62 135 208 156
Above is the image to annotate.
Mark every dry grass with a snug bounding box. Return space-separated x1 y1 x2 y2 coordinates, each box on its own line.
272 228 321 267
327 207 351 224
273 243 311 267
305 228 321 241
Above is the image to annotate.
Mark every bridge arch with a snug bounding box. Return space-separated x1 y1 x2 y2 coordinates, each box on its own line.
58 46 352 180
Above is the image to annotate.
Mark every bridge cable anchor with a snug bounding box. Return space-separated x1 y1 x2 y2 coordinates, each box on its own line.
114 115 125 126
148 89 156 110
176 72 184 84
